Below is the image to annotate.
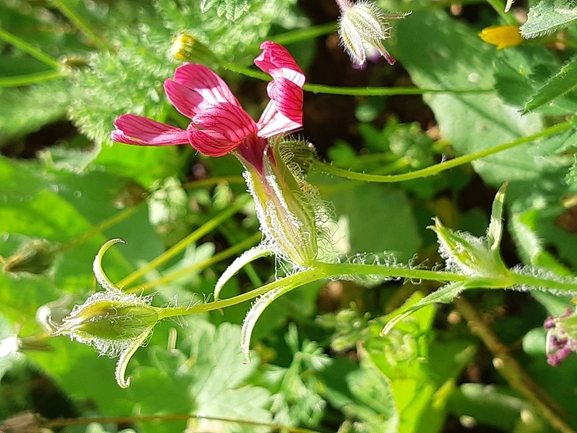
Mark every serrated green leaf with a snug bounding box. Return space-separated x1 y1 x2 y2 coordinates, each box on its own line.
520 0 577 38
201 0 250 21
523 55 577 113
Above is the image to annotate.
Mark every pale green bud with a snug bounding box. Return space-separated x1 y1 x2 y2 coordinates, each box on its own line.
52 239 161 388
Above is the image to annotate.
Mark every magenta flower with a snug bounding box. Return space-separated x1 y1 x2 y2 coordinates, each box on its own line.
111 41 305 172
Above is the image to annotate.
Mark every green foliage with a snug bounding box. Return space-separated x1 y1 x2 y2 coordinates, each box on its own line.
3 0 577 432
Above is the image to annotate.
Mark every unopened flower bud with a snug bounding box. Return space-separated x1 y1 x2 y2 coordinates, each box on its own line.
430 217 510 278
170 33 217 65
336 0 408 68
1 239 56 275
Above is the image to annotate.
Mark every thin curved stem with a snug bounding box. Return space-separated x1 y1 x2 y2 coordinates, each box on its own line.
0 70 67 87
0 27 62 69
59 205 140 253
118 195 251 288
181 176 245 189
125 232 261 293
313 121 574 183
50 0 111 52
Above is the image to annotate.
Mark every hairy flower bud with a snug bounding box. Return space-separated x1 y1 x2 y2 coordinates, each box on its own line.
336 0 408 68
52 239 161 388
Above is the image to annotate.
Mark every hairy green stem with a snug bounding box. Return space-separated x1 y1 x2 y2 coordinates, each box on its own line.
313 121 574 183
50 0 111 52
118 195 251 288
0 70 67 87
157 261 577 320
0 27 62 69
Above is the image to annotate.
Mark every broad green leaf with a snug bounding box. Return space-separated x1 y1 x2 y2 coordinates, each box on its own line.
317 180 422 262
523 55 577 113
520 0 577 38
201 0 250 21
393 10 568 187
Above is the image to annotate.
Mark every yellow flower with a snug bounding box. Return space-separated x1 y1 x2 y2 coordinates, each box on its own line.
479 25 524 50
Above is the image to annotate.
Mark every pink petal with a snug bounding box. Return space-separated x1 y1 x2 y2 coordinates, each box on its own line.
164 79 204 118
188 128 242 157
111 114 189 146
187 103 258 156
173 63 240 109
254 41 305 87
257 77 303 137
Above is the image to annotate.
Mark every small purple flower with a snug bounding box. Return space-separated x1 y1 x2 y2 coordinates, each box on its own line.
544 308 577 366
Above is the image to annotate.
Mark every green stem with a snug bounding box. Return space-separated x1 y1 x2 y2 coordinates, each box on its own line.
158 261 577 319
126 232 261 293
0 70 67 87
50 0 111 52
158 266 326 319
0 27 62 69
313 121 574 183
59 205 140 253
302 84 492 96
217 61 493 97
118 195 251 288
